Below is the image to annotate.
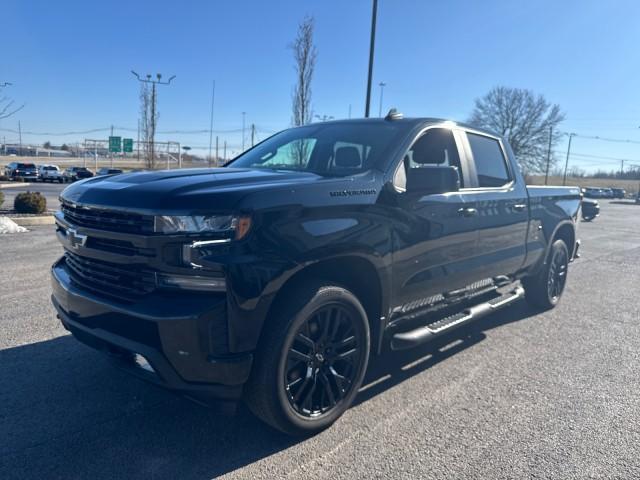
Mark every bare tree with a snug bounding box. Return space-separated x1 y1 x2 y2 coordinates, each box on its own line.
468 86 565 174
0 85 24 120
139 82 158 169
290 16 317 165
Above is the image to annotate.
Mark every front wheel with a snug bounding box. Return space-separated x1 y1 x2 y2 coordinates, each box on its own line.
245 283 370 436
522 239 569 310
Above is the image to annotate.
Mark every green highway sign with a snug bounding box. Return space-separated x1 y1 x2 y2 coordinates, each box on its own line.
122 138 133 153
108 136 121 153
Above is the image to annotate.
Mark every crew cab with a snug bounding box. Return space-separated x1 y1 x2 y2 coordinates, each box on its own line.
5 162 37 180
51 114 581 435
63 166 94 182
38 164 64 183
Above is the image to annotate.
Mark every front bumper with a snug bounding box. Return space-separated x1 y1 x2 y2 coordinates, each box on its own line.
51 259 253 400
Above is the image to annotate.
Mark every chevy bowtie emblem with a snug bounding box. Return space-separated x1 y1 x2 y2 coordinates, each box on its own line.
67 228 88 249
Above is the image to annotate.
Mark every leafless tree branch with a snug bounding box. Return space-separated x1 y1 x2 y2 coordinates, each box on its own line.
290 15 317 165
468 86 565 174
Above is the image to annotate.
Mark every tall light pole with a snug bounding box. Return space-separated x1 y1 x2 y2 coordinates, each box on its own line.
562 133 576 186
131 71 175 167
208 80 216 167
378 81 386 117
364 0 378 117
241 112 246 151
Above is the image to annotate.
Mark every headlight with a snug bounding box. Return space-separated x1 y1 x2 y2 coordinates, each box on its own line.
154 215 245 235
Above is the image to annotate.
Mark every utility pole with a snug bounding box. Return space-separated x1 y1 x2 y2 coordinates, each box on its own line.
137 119 140 162
562 133 576 186
223 140 227 161
241 112 246 151
251 124 255 147
110 125 114 167
620 160 624 178
131 71 176 168
215 136 219 167
18 120 22 156
378 81 386 117
364 0 378 117
208 80 216 166
544 126 553 185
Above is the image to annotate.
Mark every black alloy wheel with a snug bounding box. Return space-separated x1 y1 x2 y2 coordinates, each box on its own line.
284 304 363 418
547 246 568 303
245 284 370 435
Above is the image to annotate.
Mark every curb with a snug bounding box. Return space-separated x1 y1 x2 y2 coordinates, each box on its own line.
0 183 32 189
11 215 55 226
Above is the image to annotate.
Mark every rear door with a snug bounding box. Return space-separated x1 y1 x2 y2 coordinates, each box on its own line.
459 130 529 279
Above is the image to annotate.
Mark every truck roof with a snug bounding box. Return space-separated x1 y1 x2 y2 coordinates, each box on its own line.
311 116 500 138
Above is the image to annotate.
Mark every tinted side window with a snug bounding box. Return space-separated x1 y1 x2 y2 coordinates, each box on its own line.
467 133 510 188
405 128 463 187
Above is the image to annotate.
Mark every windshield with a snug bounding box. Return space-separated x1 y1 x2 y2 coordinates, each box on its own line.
228 122 407 175
17 163 35 169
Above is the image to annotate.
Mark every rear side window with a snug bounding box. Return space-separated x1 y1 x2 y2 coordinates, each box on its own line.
467 133 510 188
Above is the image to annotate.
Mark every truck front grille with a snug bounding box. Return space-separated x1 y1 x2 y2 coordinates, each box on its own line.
64 251 156 301
61 201 154 234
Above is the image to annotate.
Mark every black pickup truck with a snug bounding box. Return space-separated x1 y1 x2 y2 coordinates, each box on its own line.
51 114 581 435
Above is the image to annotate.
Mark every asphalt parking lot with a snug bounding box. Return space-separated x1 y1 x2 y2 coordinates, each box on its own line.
1 181 66 211
1 200 639 479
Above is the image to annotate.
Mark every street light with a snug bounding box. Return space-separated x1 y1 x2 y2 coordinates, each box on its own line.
364 0 379 117
378 82 386 117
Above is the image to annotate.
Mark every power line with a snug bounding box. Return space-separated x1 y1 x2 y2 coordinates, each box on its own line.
570 133 640 145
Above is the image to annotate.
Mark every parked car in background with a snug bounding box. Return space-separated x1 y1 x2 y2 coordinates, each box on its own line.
581 198 600 221
600 188 614 199
4 162 38 180
38 164 64 183
583 187 604 198
63 166 94 182
96 168 124 176
610 188 626 199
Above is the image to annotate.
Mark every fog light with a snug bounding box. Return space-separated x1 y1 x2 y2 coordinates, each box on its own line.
157 274 226 292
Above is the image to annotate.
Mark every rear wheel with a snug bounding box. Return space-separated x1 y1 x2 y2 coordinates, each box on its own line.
523 239 569 310
245 283 370 436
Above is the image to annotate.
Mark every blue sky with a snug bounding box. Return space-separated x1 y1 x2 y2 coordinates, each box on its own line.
2 0 640 171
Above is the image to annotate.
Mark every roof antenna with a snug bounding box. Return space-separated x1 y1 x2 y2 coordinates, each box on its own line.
385 108 403 121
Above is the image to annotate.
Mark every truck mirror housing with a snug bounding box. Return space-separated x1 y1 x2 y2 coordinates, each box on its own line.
406 165 460 195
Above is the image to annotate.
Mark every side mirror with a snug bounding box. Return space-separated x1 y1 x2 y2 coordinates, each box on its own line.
406 165 460 195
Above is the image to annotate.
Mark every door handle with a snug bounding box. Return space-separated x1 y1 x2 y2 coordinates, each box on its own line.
458 207 478 217
511 203 527 212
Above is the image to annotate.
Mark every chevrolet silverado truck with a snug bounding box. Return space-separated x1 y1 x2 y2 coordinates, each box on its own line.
51 113 581 435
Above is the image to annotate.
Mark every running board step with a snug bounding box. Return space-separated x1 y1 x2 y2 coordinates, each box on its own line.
390 286 525 350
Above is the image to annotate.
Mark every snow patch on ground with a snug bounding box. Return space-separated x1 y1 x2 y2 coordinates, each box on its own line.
0 216 28 234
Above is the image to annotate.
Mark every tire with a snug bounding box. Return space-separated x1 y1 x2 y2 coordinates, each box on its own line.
245 283 370 436
522 239 569 310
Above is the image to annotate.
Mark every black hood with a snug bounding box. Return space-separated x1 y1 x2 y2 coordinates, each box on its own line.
60 167 335 213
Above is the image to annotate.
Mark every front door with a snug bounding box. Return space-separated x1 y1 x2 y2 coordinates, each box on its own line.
391 127 479 316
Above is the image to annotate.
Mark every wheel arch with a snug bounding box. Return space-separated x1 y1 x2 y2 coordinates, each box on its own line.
263 255 387 356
